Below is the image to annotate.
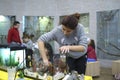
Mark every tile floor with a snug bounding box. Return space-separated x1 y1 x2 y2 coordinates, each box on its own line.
93 67 114 80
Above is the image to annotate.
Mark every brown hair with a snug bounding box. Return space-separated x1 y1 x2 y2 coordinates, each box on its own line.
72 12 80 20
22 33 30 39
89 39 95 49
61 15 78 30
13 21 20 26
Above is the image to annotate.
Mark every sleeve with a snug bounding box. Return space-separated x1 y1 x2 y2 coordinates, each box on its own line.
26 40 34 49
78 24 88 53
37 28 57 42
7 29 12 44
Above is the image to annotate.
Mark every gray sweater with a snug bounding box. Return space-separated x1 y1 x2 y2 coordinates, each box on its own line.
38 24 88 59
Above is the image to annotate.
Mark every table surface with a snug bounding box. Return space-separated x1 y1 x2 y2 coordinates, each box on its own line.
0 70 33 80
0 70 93 80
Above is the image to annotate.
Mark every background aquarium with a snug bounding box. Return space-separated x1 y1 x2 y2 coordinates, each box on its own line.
97 9 120 60
0 15 16 44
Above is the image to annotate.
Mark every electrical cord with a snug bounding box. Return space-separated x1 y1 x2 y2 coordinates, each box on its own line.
14 59 26 80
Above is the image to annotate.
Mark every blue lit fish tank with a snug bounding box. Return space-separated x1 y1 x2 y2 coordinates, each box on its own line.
0 48 26 70
0 48 10 67
10 50 26 68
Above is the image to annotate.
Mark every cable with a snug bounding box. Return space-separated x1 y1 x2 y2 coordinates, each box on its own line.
14 58 26 80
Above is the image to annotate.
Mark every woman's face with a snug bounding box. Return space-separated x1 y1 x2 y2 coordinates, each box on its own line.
62 25 73 36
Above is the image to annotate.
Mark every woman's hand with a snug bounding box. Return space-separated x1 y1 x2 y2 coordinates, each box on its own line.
43 59 51 67
59 46 70 54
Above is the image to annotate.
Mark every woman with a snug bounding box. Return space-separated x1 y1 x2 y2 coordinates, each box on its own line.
37 14 88 74
87 39 97 61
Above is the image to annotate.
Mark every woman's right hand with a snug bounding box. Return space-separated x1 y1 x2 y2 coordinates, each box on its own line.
43 59 51 67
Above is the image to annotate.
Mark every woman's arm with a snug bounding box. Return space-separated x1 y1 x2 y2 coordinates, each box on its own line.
37 41 50 66
59 45 85 54
69 45 85 52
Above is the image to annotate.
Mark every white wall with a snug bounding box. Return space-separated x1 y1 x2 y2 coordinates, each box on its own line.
0 0 120 39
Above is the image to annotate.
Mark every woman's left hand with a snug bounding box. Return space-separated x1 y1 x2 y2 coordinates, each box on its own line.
59 46 70 54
